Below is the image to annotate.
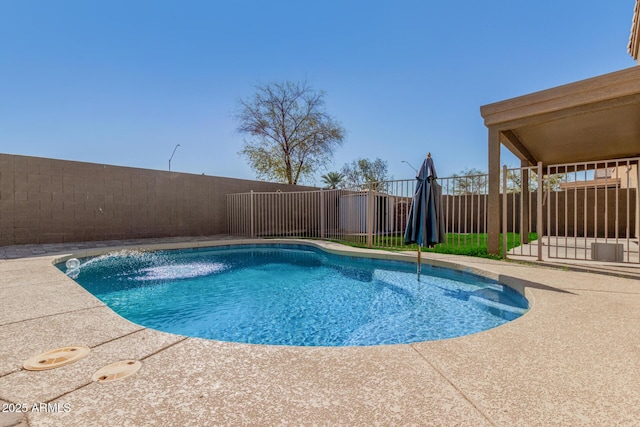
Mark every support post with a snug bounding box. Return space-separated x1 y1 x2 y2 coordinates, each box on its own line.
537 161 543 261
320 189 325 240
487 127 501 255
250 190 255 238
521 160 530 244
367 182 374 248
636 163 640 240
502 165 508 258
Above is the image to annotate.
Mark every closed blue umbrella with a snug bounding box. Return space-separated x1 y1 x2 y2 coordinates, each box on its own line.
404 153 445 274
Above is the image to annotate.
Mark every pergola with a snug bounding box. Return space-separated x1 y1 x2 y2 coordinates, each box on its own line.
480 65 640 255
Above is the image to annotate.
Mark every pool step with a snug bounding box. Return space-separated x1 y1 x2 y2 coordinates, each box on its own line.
469 295 528 315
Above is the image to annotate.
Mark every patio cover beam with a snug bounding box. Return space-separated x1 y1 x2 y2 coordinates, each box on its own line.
500 130 537 166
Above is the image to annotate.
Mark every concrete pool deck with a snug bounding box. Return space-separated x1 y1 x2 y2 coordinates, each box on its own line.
0 237 639 426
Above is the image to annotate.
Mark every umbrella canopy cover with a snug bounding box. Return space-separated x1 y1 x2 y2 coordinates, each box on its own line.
404 156 445 247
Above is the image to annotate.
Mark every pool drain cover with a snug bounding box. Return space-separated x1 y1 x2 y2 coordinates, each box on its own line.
23 346 91 371
92 360 142 383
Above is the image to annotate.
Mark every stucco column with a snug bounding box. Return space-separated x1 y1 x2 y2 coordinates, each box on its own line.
636 163 639 239
521 159 530 244
488 127 501 255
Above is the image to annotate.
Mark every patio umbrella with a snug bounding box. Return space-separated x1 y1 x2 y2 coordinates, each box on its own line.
404 153 445 275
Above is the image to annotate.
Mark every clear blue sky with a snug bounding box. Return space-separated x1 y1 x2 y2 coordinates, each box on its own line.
1 1 636 183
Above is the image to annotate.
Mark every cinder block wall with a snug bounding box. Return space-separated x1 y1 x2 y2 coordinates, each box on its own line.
0 154 315 245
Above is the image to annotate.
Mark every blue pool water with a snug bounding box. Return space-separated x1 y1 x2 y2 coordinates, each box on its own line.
58 244 528 346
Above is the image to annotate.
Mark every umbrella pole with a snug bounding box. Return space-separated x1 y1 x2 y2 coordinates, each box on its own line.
417 245 421 278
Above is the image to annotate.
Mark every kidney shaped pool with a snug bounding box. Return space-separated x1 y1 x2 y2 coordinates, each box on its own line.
58 244 529 347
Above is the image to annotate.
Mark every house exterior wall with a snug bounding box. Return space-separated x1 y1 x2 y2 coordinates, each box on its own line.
0 153 315 246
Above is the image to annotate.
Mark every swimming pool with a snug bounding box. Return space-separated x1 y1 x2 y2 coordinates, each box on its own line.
59 244 528 346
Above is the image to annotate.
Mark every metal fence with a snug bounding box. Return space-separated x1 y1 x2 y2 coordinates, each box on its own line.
227 174 494 252
541 157 639 263
501 164 543 259
502 159 640 263
228 158 639 264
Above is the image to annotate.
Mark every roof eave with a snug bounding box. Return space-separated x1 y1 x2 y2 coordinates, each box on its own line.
480 66 640 127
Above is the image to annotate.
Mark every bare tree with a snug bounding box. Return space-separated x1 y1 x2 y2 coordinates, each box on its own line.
236 80 345 184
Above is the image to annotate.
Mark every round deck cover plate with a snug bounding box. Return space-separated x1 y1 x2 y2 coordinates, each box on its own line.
92 360 142 383
23 346 91 371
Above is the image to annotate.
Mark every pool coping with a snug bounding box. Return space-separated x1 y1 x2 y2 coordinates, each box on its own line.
1 237 639 426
